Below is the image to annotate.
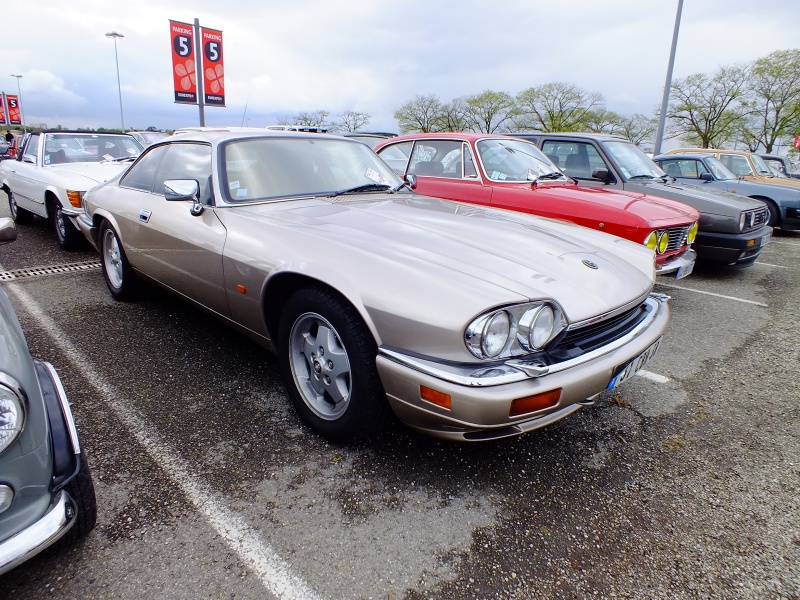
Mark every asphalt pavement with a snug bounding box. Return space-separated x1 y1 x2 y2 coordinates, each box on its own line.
0 204 797 599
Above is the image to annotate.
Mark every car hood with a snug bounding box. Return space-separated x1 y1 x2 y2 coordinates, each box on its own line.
225 194 655 325
514 182 697 225
632 179 763 214
48 161 132 186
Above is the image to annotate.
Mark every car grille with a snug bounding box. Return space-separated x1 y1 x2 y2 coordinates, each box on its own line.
547 302 651 361
743 207 769 232
664 225 690 251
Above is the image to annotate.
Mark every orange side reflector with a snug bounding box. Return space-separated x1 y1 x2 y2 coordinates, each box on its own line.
747 239 755 247
420 386 451 410
236 284 247 294
509 389 561 417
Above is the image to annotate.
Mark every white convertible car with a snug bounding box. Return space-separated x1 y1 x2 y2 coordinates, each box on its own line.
0 130 142 249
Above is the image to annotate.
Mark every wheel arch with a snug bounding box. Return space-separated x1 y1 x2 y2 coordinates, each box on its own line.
261 270 380 347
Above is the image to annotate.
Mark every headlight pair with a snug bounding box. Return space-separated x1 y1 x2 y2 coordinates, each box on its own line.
465 302 566 359
0 374 27 455
644 230 670 254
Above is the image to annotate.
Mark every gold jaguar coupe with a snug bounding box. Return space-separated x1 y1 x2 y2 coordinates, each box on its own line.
77 131 669 442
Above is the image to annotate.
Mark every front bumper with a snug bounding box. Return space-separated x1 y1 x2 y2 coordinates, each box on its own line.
0 490 77 576
694 225 772 265
377 294 669 441
656 248 696 278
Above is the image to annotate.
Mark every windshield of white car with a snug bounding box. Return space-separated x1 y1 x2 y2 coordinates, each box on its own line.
222 137 403 202
705 156 737 180
476 139 567 182
44 133 142 164
603 141 665 180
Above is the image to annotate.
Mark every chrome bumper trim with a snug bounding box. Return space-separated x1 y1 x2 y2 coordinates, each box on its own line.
379 293 669 388
0 490 76 576
656 248 696 275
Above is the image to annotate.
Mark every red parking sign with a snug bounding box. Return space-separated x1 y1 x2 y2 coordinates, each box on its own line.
794 135 800 149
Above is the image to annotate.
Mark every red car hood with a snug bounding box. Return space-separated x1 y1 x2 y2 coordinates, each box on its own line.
513 182 698 226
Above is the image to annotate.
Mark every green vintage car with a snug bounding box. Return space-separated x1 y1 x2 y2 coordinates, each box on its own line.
0 218 96 575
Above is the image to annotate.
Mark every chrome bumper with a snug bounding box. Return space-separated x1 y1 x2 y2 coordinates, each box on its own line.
656 248 696 276
0 490 77 576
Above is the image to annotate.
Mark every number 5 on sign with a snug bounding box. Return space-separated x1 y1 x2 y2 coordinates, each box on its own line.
201 27 225 106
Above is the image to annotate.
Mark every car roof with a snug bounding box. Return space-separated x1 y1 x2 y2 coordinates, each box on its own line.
161 130 362 144
511 132 630 142
672 148 753 156
37 129 136 136
653 153 714 160
386 132 535 142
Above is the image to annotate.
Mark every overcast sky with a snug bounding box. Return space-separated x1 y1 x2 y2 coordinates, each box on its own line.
3 0 799 135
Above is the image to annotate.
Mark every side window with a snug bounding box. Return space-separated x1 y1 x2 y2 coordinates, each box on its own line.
720 154 752 177
542 141 605 179
376 141 413 176
153 143 213 204
120 145 169 192
694 160 709 176
22 134 40 164
464 144 478 178
409 140 461 178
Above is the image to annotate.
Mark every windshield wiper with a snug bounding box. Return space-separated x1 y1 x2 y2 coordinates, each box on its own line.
327 183 393 198
629 174 659 180
107 155 138 163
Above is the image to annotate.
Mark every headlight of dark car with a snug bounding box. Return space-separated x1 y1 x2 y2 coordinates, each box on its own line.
0 373 27 455
465 302 567 359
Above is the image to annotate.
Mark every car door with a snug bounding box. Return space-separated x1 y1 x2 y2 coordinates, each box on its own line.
115 142 230 317
404 139 492 207
5 134 46 215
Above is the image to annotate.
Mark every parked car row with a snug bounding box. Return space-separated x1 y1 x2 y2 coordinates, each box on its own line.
0 126 791 575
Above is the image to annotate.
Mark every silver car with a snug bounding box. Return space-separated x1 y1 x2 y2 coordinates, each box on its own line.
77 131 669 442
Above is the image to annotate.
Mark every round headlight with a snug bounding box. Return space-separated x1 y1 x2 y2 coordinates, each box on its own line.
482 311 511 358
644 231 658 250
530 306 555 349
657 231 669 254
688 221 698 244
739 212 747 231
0 382 26 455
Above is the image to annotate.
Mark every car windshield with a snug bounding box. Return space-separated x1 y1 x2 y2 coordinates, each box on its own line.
705 156 737 181
475 139 566 182
44 133 143 164
749 153 773 176
141 131 169 144
222 137 404 202
603 141 665 180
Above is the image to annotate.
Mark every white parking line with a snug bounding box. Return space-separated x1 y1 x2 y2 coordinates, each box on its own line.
5 282 323 600
655 282 768 307
769 239 800 247
753 262 789 269
636 370 670 384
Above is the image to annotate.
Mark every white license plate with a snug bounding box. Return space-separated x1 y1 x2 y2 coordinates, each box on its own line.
607 338 662 390
760 232 771 247
675 258 694 280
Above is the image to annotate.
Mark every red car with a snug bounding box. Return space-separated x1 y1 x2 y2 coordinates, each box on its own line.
375 133 700 279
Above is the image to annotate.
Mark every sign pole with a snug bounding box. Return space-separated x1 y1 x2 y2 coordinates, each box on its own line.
195 18 205 126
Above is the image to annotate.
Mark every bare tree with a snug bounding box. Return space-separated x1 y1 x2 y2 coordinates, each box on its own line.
667 65 749 148
437 98 470 132
583 108 624 134
514 82 604 132
616 113 658 146
294 110 331 128
462 90 517 133
394 94 444 133
338 111 371 132
741 49 800 153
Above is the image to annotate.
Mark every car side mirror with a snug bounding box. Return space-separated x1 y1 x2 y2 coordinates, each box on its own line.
404 173 418 189
591 167 612 182
699 172 713 181
164 179 204 216
0 217 17 244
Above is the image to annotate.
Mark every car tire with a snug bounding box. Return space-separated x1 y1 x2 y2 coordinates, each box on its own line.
7 189 34 224
100 221 138 301
277 286 393 443
53 201 83 250
55 455 97 549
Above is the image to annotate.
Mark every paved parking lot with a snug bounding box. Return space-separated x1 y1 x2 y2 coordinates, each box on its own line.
0 205 798 599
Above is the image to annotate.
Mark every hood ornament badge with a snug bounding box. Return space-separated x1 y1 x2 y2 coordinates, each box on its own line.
582 259 599 270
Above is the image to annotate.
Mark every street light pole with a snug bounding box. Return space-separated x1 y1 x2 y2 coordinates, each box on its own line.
9 74 26 134
105 31 126 132
653 0 684 155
